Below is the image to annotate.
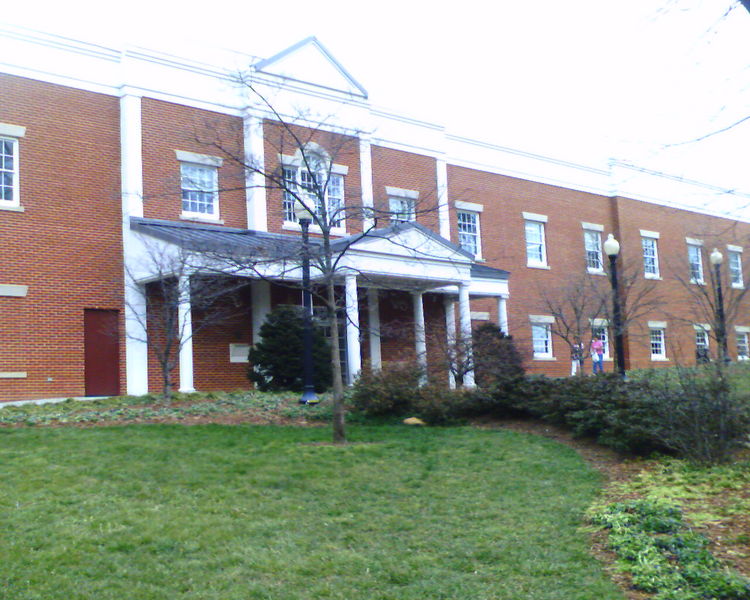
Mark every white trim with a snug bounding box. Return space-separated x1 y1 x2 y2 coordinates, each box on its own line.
470 311 490 321
581 222 603 231
385 186 419 199
0 371 27 379
345 274 361 384
279 152 349 175
455 200 484 213
727 244 743 253
175 150 223 167
436 159 450 240
529 314 555 324
693 323 711 331
359 137 375 229
685 237 703 246
244 113 268 231
0 204 24 213
640 229 660 239
648 320 667 328
590 318 610 326
179 214 225 225
0 123 26 137
735 326 750 333
522 211 548 223
0 284 28 297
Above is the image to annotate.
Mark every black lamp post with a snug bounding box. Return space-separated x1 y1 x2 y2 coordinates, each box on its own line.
603 233 626 377
294 199 318 405
709 248 730 364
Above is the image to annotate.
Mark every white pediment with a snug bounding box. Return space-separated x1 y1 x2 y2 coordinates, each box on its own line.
253 37 367 97
347 225 471 263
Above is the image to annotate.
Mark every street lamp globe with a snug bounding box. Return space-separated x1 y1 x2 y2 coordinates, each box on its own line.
710 248 723 266
294 199 312 224
603 233 620 258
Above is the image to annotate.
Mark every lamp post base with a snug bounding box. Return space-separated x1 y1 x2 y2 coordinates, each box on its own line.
299 386 319 405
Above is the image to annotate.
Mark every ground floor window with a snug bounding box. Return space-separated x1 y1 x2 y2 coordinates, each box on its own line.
531 323 553 358
650 328 666 359
737 331 749 360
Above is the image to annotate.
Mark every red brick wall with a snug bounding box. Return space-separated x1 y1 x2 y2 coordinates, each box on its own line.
0 74 124 402
371 145 440 233
141 99 247 228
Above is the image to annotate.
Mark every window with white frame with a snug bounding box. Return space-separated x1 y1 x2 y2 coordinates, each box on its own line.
687 241 704 283
694 324 710 357
0 123 26 208
641 231 660 278
529 315 554 359
591 322 610 359
524 213 548 267
649 323 667 360
387 186 418 223
584 229 603 271
728 246 743 288
736 327 749 360
281 146 347 229
176 150 223 221
457 211 481 256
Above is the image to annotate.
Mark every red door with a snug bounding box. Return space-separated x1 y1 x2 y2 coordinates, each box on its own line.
84 309 120 396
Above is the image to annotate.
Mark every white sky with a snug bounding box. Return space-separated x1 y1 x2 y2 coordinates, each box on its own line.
5 0 750 199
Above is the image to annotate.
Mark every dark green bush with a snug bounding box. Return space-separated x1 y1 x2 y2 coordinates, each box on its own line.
348 362 424 417
248 305 332 392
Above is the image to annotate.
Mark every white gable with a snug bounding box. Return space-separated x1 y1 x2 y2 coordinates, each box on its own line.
253 37 367 97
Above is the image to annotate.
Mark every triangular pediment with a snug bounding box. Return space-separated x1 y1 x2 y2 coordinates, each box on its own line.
253 37 367 97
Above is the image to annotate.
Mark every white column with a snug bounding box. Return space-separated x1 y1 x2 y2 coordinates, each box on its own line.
498 296 509 335
345 274 362 384
251 279 272 344
367 288 382 371
444 296 457 389
436 158 451 240
120 92 148 395
459 282 475 388
177 275 195 393
413 292 427 377
243 113 268 231
359 136 375 230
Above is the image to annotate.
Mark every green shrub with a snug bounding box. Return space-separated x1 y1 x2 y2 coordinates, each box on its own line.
410 385 473 425
248 305 332 392
348 362 424 417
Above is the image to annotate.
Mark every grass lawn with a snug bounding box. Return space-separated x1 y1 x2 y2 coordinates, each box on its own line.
0 424 625 600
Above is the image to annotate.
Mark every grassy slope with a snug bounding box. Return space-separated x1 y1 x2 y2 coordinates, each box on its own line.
0 425 624 600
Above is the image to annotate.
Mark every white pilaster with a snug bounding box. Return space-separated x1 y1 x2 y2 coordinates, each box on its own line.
244 114 268 231
444 296 457 389
359 136 375 230
413 292 427 377
251 279 272 344
367 288 381 371
345 274 361 384
459 282 475 388
121 92 148 395
178 275 195 393
498 296 509 334
436 158 451 240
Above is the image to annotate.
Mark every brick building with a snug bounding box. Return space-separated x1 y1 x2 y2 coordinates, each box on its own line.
1 28 749 402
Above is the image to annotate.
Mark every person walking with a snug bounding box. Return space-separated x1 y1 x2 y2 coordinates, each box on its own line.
591 336 605 374
571 341 584 376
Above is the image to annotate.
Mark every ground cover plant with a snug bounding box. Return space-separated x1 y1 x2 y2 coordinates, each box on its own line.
0 424 625 600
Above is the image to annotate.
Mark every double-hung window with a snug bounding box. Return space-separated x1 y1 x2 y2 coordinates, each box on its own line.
582 223 604 272
648 321 667 360
0 123 26 209
455 201 483 257
590 320 610 359
524 213 548 268
736 327 750 360
386 186 419 223
728 246 743 288
176 150 222 221
641 231 660 278
686 239 704 284
694 324 710 359
282 147 347 230
529 315 554 359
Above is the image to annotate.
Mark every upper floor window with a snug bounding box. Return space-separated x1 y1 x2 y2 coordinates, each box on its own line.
583 226 603 272
641 231 660 278
686 240 704 284
728 246 743 288
176 150 223 222
282 145 348 230
523 212 548 268
386 186 419 223
456 201 483 257
0 123 26 209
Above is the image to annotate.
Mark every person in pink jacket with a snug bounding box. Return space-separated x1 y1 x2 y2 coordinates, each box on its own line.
590 337 605 374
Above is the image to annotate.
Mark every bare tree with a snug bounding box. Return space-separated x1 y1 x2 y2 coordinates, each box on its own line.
194 77 447 443
125 239 250 401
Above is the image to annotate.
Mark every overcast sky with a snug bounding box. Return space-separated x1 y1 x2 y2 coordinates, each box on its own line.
4 0 750 199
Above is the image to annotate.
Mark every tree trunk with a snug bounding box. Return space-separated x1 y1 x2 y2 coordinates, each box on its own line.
327 279 346 444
